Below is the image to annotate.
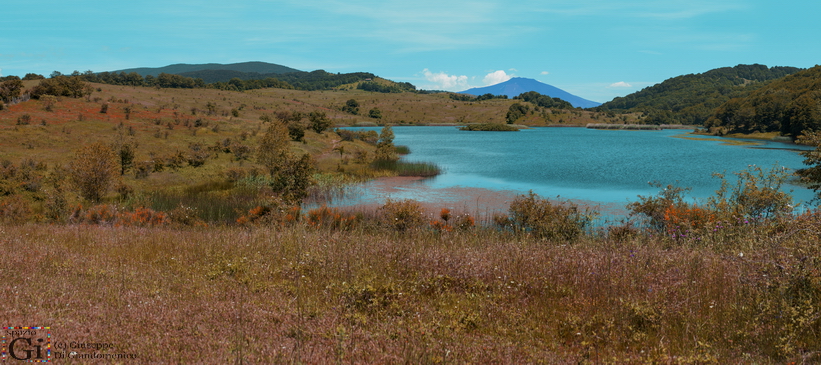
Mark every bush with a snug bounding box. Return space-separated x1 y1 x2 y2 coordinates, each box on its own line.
505 192 594 241
69 143 119 202
627 183 691 232
459 123 519 131
708 164 794 220
379 199 425 232
306 206 359 230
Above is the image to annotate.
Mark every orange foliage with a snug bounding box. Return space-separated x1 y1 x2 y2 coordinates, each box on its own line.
68 204 169 227
662 204 716 232
306 205 358 230
117 207 170 227
439 208 451 222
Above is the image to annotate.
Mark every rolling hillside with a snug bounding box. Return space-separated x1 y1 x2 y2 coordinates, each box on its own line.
704 65 821 137
597 64 803 125
111 61 302 77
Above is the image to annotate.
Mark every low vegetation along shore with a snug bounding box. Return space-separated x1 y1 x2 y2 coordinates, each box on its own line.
2 75 821 363
3 165 821 363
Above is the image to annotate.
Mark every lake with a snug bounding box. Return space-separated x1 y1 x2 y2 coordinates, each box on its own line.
336 126 816 216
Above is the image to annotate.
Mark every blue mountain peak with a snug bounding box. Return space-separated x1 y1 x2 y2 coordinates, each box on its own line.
458 77 600 108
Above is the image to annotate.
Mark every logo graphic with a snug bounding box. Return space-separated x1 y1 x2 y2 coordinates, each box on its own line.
2 327 51 363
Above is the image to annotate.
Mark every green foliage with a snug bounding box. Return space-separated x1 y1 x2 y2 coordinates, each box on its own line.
0 78 24 103
270 154 315 204
708 165 794 220
514 91 573 109
627 183 691 231
598 64 803 125
368 107 382 119
357 81 416 93
336 129 378 144
22 73 45 80
370 160 440 177
630 165 794 235
287 122 306 141
502 191 594 241
448 93 507 101
256 123 290 177
705 66 821 136
459 123 519 131
505 103 529 124
113 139 136 176
308 111 332 134
29 75 91 99
797 131 821 199
342 99 360 115
373 126 397 162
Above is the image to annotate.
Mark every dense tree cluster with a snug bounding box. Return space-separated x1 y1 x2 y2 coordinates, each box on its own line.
704 66 821 137
29 75 91 99
341 99 360 115
506 103 529 124
0 77 24 103
513 91 574 109
448 93 508 101
60 68 392 93
274 70 376 91
357 81 416 93
596 64 803 125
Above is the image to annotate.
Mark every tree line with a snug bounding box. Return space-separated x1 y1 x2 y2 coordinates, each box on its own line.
704 65 821 137
596 64 803 125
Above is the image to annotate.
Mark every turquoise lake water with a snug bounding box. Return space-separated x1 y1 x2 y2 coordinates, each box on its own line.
341 126 816 211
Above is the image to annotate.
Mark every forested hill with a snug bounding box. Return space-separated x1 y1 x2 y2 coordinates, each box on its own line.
704 65 821 137
179 69 389 91
113 61 302 77
597 64 802 125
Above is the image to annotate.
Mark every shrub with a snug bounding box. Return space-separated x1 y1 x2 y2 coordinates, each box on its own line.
236 198 300 226
309 111 332 133
506 191 593 241
627 183 690 232
69 143 119 202
379 199 425 232
459 123 519 131
305 206 359 230
708 164 794 220
118 207 170 227
0 195 32 223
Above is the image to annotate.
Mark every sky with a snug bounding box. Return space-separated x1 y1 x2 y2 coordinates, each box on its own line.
2 0 820 103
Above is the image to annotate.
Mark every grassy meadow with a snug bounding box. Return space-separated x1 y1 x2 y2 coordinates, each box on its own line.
1 82 820 363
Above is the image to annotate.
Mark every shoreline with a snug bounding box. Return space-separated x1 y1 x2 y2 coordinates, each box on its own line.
324 176 630 224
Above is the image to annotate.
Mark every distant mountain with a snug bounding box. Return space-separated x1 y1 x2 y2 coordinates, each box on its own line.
458 78 601 108
597 64 803 125
111 61 302 77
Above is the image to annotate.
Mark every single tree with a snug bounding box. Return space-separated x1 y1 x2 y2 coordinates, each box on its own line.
256 122 290 177
69 143 119 202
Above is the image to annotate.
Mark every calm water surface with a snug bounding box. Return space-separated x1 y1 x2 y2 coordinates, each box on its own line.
341 126 815 210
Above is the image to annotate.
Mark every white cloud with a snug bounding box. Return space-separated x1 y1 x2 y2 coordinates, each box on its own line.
483 70 512 86
422 68 470 90
540 71 550 75
508 68 518 72
608 81 632 88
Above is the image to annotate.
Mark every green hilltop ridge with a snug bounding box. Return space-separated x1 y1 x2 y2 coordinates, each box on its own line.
704 65 821 137
112 61 302 77
596 64 803 125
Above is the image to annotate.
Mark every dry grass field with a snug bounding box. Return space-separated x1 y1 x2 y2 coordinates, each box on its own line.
1 82 820 363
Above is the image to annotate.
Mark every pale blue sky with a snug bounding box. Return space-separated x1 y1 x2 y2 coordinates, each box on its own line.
2 0 819 102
